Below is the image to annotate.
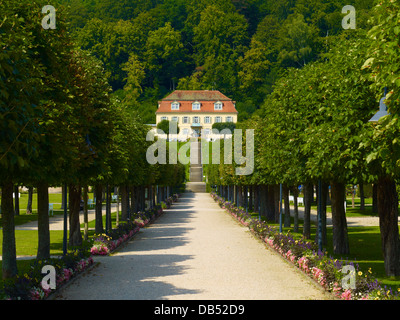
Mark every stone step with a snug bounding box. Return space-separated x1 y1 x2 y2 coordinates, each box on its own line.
190 167 203 182
186 182 207 193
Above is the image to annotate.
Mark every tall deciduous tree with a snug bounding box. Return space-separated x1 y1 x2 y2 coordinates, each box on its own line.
361 0 400 276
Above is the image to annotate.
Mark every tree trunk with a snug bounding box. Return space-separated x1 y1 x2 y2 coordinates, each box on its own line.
83 185 89 240
61 185 66 210
116 186 120 225
26 186 33 214
259 185 267 217
248 185 253 211
131 186 137 213
95 184 104 233
2 180 18 279
303 183 313 239
283 184 291 227
372 183 378 214
14 185 19 216
69 184 82 247
273 184 280 223
321 182 328 246
153 185 156 207
140 186 145 211
331 182 350 255
37 182 50 260
243 186 248 210
121 185 128 221
315 181 328 247
359 182 365 211
266 185 275 222
377 176 400 276
105 184 112 233
237 185 243 208
292 186 299 233
254 185 259 213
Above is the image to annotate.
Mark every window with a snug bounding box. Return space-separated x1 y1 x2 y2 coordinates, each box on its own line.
215 116 222 123
192 101 201 110
226 116 233 123
214 101 223 110
183 116 190 124
204 116 211 124
171 101 180 110
193 116 200 124
161 116 168 121
182 128 189 135
171 116 179 123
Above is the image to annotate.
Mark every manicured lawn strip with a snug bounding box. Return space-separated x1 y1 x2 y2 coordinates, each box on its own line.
82 210 120 231
0 208 120 259
0 230 64 257
2 192 98 215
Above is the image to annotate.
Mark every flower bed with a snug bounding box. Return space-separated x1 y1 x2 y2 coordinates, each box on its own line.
90 195 179 255
2 194 181 300
211 192 399 300
1 250 94 300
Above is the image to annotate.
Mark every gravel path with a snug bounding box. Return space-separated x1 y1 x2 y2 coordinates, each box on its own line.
292 206 384 227
54 192 331 300
15 203 119 231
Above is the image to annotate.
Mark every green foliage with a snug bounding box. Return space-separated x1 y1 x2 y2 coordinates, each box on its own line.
361 0 400 178
54 0 375 121
211 122 236 132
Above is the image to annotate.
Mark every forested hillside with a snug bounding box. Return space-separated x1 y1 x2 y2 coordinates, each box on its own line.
55 0 374 123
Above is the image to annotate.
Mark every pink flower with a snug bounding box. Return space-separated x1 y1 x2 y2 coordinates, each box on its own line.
332 282 342 297
298 257 310 273
341 289 352 300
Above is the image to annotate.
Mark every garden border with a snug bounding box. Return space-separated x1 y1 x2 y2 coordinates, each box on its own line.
1 194 181 300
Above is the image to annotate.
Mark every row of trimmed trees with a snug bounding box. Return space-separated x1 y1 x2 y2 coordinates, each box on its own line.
207 0 400 277
0 0 184 280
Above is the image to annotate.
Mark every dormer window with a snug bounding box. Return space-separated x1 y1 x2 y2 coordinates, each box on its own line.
214 101 223 110
171 101 180 110
192 101 201 110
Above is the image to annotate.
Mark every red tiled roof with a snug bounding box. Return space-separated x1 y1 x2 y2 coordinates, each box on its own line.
156 90 238 114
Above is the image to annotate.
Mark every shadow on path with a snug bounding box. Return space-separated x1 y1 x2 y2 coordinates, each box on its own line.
55 192 202 300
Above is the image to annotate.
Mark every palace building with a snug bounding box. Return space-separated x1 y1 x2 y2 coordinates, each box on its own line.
155 90 238 140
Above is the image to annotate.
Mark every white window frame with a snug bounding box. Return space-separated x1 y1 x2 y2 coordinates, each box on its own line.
204 116 211 124
192 101 201 110
161 116 168 121
171 101 180 110
171 116 179 123
182 128 189 135
226 116 233 123
215 116 222 123
214 101 223 110
183 116 190 124
193 116 200 124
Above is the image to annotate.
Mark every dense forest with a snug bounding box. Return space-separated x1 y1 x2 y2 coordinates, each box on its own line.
55 0 375 123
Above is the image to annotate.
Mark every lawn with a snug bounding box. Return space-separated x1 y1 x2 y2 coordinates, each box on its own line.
8 191 96 214
0 230 65 283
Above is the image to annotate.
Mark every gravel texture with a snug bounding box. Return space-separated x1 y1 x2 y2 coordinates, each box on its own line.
54 192 331 300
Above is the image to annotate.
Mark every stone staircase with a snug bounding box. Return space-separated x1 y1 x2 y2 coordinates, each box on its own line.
187 140 206 193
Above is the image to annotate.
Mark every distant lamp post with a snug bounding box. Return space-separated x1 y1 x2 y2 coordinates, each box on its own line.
369 89 389 123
